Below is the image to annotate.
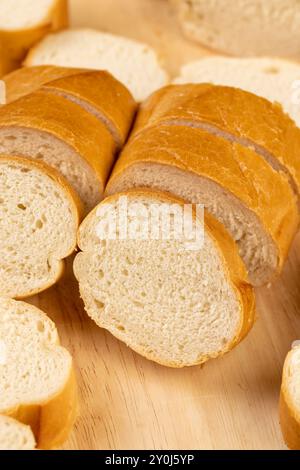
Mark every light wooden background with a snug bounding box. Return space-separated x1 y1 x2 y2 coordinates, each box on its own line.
27 0 300 450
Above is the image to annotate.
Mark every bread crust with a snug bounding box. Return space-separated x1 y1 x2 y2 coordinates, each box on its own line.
280 346 300 450
75 188 256 368
106 125 299 283
0 0 68 75
42 71 137 148
3 67 137 147
0 154 82 298
3 65 89 103
0 90 116 201
132 84 300 197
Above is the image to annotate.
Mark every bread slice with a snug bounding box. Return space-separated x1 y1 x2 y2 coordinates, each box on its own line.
280 343 300 450
74 189 255 367
172 0 300 57
0 297 77 449
0 90 116 212
0 155 80 298
132 84 300 198
0 0 68 75
3 67 137 148
24 28 169 101
0 416 36 450
174 57 300 128
106 126 299 287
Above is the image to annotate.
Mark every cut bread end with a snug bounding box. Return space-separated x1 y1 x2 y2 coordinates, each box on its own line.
280 344 300 450
0 155 80 298
0 297 77 449
0 416 36 450
74 189 255 367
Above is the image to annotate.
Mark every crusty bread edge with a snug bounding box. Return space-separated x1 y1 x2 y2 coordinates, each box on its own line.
75 188 256 368
280 346 300 450
0 154 82 299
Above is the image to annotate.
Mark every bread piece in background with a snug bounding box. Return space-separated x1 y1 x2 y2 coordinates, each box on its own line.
174 57 300 128
0 416 36 450
280 343 300 450
0 0 68 76
24 28 169 101
0 297 77 449
0 89 117 212
0 156 80 298
171 0 300 58
74 189 256 368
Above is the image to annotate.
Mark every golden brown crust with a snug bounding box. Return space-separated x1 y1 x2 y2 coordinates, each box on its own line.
107 125 299 280
3 65 89 103
132 84 300 196
3 68 137 146
0 90 116 197
77 188 256 368
7 367 77 450
280 392 300 450
0 0 68 73
280 347 300 450
42 71 137 147
0 154 81 298
38 367 78 450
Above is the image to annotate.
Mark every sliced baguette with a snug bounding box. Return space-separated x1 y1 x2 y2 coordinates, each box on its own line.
132 84 300 198
174 57 300 128
24 28 169 101
0 0 68 75
0 155 80 298
0 90 116 212
172 0 300 57
0 416 36 450
3 67 137 147
73 189 256 368
280 343 300 450
0 297 77 449
3 65 88 103
106 125 299 287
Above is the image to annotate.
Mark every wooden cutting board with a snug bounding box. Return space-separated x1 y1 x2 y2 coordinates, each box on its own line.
27 0 300 450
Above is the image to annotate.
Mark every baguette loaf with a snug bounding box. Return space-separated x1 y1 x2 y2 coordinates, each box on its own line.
0 0 68 76
106 126 299 287
172 0 300 57
3 67 137 147
3 65 88 103
0 416 36 450
74 189 255 367
132 84 300 198
0 90 116 212
174 57 300 128
0 297 77 449
0 155 80 298
280 343 300 450
24 28 169 101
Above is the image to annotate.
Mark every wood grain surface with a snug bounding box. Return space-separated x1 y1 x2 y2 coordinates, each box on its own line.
26 0 300 450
